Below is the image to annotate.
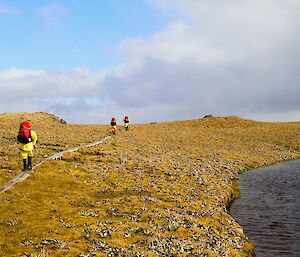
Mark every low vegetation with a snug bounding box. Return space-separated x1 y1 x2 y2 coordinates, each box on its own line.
0 113 299 256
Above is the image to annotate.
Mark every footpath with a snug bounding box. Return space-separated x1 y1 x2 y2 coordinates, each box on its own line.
0 135 111 195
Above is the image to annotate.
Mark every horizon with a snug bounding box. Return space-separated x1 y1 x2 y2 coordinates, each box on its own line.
1 111 299 125
1 1 300 123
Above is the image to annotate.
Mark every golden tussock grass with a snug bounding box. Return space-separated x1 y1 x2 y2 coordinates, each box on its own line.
0 113 299 256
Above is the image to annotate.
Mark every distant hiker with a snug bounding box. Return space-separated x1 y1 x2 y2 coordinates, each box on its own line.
124 116 130 131
17 121 37 171
111 117 117 135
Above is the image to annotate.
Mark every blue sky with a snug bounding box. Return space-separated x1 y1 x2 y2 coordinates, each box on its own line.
0 0 167 70
0 0 300 123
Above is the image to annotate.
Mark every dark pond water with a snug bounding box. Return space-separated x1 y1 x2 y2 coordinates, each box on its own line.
230 159 300 257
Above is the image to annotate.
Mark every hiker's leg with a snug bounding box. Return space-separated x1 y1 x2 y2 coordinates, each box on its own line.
20 150 28 171
27 157 32 170
22 159 27 171
28 151 33 170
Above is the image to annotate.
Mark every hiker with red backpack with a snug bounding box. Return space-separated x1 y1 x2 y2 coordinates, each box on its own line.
110 117 117 135
17 121 37 171
124 116 130 131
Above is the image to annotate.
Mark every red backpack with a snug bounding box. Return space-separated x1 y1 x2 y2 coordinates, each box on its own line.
17 121 32 144
111 118 117 126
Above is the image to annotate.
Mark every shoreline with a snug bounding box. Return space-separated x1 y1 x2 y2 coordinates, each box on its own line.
228 157 300 254
229 158 300 256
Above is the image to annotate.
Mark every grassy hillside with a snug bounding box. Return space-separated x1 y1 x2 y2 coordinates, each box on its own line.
0 112 109 186
0 113 299 256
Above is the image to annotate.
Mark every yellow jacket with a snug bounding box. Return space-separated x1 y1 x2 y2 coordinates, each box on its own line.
17 130 37 151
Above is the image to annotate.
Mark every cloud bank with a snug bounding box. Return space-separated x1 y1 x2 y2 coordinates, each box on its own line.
1 0 300 123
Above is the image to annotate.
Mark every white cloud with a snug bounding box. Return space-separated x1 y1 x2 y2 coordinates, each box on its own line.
114 0 300 121
0 68 44 78
1 1 300 123
120 21 226 65
0 67 106 103
141 0 300 64
0 3 20 16
40 2 69 27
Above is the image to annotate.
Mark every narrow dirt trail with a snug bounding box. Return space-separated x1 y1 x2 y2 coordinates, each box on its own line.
0 135 111 195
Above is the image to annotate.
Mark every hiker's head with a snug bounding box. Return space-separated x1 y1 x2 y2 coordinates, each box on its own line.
111 117 116 122
20 121 31 129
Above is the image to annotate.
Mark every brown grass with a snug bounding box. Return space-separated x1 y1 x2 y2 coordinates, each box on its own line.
0 113 299 256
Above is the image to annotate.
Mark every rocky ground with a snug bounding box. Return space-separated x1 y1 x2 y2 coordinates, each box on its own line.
0 113 299 256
